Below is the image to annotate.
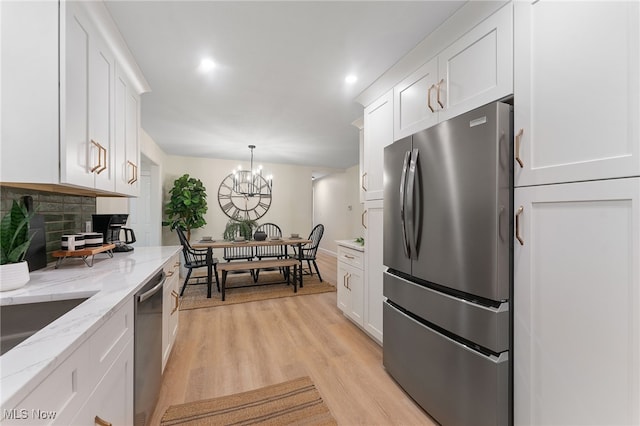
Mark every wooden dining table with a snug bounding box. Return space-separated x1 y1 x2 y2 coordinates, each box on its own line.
192 237 312 298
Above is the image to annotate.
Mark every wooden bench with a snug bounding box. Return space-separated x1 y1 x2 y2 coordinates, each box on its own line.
217 258 301 301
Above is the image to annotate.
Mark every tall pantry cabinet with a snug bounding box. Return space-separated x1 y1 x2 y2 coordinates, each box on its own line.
513 2 640 425
356 90 393 344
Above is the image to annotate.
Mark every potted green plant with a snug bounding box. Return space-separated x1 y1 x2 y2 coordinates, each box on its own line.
223 218 258 241
0 200 35 291
162 174 208 241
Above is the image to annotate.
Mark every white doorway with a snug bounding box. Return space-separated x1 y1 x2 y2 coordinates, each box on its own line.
129 154 161 246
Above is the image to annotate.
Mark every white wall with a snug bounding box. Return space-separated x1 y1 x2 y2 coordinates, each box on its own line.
96 197 129 216
313 165 363 255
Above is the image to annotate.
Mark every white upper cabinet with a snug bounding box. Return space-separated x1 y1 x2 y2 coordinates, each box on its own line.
114 67 140 196
1 1 148 196
514 1 640 187
1 1 59 185
437 2 513 123
394 59 439 140
363 90 393 201
61 3 94 189
393 3 513 140
89 36 116 192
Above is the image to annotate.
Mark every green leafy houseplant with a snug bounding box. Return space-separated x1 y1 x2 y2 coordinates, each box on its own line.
223 218 258 241
0 200 35 292
1 200 35 265
163 174 208 241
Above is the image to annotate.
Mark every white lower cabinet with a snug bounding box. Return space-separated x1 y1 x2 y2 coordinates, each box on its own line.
336 200 384 345
337 244 364 326
162 254 181 372
514 177 640 426
363 200 383 344
70 339 133 426
4 298 134 425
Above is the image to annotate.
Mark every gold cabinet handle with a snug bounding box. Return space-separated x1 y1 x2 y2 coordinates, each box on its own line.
99 144 107 174
361 172 367 192
436 79 445 109
95 416 112 426
90 140 103 173
427 84 436 112
515 128 524 168
343 272 348 288
127 161 137 184
171 290 179 314
346 273 351 290
91 141 107 175
515 206 524 246
166 270 175 277
344 254 355 260
174 261 180 267
362 210 367 229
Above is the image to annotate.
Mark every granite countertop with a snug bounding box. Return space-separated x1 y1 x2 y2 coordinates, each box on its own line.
0 246 181 409
336 239 365 252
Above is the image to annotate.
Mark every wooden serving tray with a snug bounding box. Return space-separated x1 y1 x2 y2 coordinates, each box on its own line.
53 244 116 268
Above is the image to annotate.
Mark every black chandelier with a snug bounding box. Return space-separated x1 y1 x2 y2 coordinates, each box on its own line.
232 145 273 197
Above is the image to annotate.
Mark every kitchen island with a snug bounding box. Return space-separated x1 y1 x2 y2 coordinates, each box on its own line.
0 246 180 423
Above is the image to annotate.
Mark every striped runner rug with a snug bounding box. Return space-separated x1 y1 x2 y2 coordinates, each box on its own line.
160 377 337 425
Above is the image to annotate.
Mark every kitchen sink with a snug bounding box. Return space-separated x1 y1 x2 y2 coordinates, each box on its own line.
0 298 88 355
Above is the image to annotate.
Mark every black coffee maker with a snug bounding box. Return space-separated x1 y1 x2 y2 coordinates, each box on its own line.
92 214 136 252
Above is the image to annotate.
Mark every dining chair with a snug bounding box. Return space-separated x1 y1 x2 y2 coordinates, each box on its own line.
254 222 286 281
254 223 284 260
290 224 325 282
223 228 256 281
176 227 220 296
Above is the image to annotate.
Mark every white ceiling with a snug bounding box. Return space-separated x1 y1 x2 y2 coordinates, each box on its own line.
105 1 465 170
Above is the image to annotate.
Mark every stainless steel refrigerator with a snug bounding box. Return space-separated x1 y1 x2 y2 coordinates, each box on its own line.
383 101 513 426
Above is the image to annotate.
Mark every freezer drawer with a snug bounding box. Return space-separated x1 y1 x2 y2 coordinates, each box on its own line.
384 271 509 353
383 301 509 426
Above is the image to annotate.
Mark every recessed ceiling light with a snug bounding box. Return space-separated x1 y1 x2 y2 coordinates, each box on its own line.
345 74 358 84
199 58 216 72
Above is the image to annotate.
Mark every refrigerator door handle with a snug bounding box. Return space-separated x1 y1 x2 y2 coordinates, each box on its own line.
406 148 419 258
399 150 412 257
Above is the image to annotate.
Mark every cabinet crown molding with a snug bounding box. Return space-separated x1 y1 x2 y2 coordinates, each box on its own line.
355 0 508 108
77 1 151 94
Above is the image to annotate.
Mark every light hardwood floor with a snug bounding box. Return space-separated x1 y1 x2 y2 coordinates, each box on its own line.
151 251 437 425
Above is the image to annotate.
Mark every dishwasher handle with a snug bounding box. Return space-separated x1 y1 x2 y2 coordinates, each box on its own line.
138 272 166 303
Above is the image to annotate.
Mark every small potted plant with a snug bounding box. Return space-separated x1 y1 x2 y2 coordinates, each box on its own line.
162 174 208 241
223 218 258 241
0 200 35 291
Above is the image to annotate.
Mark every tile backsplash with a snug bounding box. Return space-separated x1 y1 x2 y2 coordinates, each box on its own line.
0 186 96 264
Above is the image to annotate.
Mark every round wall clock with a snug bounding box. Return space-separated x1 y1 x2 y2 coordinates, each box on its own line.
217 172 272 220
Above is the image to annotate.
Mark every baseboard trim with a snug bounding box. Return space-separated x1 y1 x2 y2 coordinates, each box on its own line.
319 247 336 258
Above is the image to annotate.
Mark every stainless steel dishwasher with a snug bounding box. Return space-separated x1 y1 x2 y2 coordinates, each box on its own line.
134 270 165 426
